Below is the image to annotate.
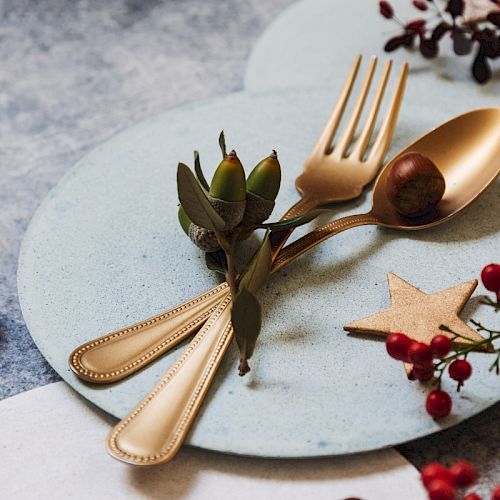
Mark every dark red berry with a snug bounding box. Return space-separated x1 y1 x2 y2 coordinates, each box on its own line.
448 359 472 382
481 264 500 292
386 332 412 361
449 461 476 487
427 479 456 500
488 12 500 27
420 36 439 58
426 390 452 418
472 43 491 84
408 341 433 366
463 493 481 500
491 485 500 500
384 34 413 52
431 335 452 358
406 18 426 33
413 0 428 10
412 364 434 382
447 0 464 18
421 462 453 488
379 1 394 19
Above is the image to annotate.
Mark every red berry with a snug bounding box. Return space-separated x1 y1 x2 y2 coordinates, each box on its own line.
413 0 428 10
449 461 476 487
492 485 500 500
408 341 433 366
406 18 426 33
431 335 453 358
463 493 481 500
448 359 472 382
426 390 452 418
386 332 412 361
427 479 456 500
379 1 394 19
421 462 453 488
481 263 500 292
412 364 434 382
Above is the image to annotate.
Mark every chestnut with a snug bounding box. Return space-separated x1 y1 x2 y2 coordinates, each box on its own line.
385 152 445 217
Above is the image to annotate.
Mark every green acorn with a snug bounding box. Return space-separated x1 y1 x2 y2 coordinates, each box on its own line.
241 150 281 226
209 150 246 230
178 205 191 235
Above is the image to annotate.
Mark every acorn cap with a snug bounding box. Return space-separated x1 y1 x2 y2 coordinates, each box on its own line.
246 150 281 202
241 190 275 226
178 205 191 235
188 224 221 252
208 195 246 230
209 150 246 202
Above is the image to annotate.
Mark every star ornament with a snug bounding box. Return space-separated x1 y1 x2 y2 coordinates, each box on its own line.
344 273 491 351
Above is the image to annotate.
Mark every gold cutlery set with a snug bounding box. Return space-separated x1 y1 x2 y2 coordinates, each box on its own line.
68 56 500 465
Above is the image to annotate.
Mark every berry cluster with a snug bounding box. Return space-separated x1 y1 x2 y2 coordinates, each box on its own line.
385 263 500 419
421 459 500 499
378 0 500 84
386 331 467 417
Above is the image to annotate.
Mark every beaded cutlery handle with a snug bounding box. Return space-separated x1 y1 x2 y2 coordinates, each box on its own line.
107 296 233 465
107 212 377 465
69 199 314 383
69 283 229 383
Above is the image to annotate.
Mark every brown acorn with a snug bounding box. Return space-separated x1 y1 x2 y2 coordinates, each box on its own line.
386 152 445 217
188 224 221 252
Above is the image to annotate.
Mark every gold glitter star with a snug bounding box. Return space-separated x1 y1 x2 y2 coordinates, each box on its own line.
344 273 489 350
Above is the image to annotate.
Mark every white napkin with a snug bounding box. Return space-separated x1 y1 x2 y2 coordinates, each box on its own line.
0 382 426 499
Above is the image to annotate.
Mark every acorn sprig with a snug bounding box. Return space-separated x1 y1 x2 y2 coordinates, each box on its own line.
177 131 320 375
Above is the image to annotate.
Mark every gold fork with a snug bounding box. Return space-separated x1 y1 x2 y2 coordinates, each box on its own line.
103 56 409 465
70 55 408 386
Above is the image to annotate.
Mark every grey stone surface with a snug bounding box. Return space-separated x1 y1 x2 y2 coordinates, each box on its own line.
0 0 292 399
1 0 499 491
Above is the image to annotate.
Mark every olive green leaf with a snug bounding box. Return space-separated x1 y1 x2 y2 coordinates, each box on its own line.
257 202 337 231
194 150 209 191
177 163 225 231
238 231 272 294
218 130 227 159
257 210 321 231
205 249 227 275
232 287 262 375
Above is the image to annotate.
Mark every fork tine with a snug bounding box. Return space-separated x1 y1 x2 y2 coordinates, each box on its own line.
351 59 392 160
367 63 409 166
309 55 362 157
333 56 378 159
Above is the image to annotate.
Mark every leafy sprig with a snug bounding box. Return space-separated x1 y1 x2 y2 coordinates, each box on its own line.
379 0 500 83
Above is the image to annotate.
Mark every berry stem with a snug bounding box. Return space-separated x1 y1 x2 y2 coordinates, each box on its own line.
429 0 446 22
434 322 500 388
479 295 500 311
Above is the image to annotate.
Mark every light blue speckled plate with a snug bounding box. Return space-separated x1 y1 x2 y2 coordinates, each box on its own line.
245 0 499 110
18 89 500 457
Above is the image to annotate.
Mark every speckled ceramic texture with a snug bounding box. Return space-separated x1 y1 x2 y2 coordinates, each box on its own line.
18 89 500 457
244 0 499 109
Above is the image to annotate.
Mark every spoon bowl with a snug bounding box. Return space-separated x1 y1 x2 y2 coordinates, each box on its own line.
371 108 500 229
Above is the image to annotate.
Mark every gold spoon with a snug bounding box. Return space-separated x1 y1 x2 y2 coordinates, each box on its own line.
107 108 500 466
274 106 500 269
